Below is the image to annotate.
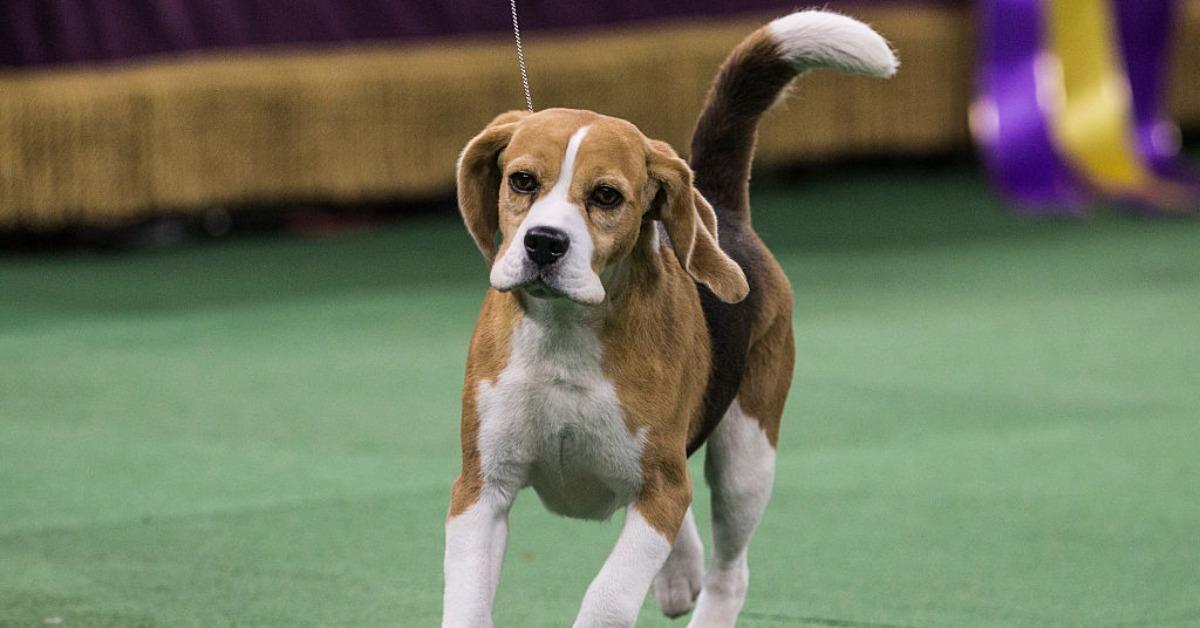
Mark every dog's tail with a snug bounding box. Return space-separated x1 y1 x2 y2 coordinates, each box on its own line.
690 11 897 223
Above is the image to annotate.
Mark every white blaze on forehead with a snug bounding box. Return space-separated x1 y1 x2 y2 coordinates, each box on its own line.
546 125 590 204
490 124 605 305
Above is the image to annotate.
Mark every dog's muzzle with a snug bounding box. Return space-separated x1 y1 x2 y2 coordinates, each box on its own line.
490 216 605 306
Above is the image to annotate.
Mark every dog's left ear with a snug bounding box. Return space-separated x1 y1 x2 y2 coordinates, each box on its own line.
457 111 531 264
647 140 749 303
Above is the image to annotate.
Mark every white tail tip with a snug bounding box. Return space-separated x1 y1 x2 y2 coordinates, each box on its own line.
767 10 898 78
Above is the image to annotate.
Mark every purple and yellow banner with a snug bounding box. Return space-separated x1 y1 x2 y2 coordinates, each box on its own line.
974 0 1198 215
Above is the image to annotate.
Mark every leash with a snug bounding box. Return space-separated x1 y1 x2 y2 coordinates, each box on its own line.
509 0 534 111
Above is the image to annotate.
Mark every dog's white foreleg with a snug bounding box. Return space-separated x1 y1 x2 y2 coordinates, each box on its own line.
442 489 514 628
573 505 678 627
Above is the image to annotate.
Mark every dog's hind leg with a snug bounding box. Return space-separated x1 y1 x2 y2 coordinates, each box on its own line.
652 505 705 617
690 315 793 628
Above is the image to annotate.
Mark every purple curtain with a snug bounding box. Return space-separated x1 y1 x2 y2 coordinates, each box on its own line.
0 0 837 67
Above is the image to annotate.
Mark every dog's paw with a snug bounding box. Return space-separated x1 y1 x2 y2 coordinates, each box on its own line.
686 564 749 628
653 572 702 618
652 547 704 618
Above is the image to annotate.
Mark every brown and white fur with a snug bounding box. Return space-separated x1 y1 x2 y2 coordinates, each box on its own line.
443 11 896 627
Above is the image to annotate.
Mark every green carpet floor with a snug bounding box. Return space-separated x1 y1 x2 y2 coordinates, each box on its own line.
2 164 1199 627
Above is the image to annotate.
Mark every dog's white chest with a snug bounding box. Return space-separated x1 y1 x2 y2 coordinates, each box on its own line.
475 317 646 520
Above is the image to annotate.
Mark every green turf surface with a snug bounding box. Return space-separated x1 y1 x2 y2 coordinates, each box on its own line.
3 164 1199 627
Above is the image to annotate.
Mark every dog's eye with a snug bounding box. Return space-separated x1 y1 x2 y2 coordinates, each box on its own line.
508 172 538 194
589 185 623 209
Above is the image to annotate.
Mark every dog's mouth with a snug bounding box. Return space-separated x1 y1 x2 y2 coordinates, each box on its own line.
519 276 570 301
508 271 606 306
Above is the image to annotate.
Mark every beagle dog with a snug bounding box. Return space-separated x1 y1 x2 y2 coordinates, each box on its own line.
444 11 896 627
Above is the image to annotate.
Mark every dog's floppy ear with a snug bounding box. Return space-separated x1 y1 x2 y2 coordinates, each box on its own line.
646 140 749 303
457 111 530 264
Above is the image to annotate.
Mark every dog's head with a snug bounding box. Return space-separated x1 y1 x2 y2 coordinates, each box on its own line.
457 108 748 306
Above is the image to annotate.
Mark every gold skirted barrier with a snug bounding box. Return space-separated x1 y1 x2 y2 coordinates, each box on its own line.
0 4 1196 228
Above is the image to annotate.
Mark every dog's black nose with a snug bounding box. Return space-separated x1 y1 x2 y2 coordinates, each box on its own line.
524 227 570 266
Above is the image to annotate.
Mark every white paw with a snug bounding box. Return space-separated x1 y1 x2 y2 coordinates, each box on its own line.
686 589 744 628
686 564 748 628
653 568 703 618
652 538 704 617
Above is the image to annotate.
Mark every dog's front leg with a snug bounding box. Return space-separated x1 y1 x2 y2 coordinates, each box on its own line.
574 477 691 627
442 482 516 628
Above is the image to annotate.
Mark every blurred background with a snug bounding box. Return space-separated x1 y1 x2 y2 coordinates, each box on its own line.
2 1 1198 626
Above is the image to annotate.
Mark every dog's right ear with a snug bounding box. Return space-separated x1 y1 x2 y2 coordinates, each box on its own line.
457 111 531 264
